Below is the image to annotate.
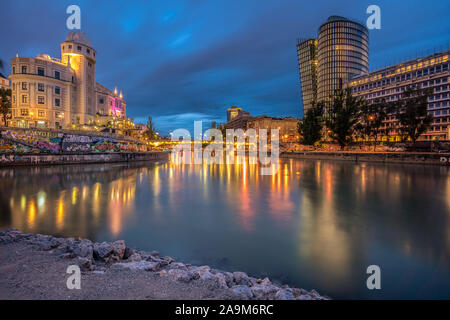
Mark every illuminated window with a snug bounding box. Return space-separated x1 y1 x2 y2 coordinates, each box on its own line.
38 83 44 92
21 66 27 74
20 109 28 116
38 96 45 104
22 82 27 90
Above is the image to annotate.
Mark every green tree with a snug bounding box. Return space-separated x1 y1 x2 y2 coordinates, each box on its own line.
0 88 12 127
355 99 389 150
298 102 324 145
325 88 366 150
395 87 433 148
143 116 157 140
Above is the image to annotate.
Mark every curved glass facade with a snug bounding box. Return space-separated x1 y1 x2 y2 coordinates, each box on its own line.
317 16 369 102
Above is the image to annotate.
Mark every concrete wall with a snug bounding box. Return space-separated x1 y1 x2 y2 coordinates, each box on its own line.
0 152 169 167
281 151 450 166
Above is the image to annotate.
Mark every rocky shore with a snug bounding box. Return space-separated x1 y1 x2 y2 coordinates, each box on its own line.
0 229 327 300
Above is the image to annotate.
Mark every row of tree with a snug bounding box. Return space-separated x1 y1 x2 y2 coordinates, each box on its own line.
298 87 433 149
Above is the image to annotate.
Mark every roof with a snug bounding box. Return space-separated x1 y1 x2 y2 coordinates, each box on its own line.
65 31 93 48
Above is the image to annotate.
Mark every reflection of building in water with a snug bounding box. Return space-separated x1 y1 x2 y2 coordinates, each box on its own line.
3 164 138 239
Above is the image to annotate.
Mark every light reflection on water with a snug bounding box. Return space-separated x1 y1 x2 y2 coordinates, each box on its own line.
0 159 449 299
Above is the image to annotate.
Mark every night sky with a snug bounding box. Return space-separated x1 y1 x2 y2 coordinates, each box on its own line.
1 0 449 135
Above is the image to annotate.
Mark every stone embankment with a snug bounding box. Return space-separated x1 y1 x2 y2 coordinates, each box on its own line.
0 229 327 300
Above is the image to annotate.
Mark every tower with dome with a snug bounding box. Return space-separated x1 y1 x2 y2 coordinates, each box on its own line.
7 31 127 129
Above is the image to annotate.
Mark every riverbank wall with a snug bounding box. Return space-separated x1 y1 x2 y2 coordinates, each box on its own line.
281 151 450 166
0 151 169 167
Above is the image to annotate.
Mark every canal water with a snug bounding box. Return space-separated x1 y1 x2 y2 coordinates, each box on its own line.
0 159 449 299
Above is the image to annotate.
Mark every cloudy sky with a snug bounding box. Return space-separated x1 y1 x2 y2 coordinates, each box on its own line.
1 0 449 134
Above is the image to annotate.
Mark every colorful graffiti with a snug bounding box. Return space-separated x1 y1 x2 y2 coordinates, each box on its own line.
0 129 148 154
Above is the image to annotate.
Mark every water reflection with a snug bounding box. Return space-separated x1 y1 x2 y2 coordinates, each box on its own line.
0 159 449 299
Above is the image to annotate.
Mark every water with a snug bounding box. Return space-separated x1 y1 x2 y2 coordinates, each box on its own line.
0 159 449 299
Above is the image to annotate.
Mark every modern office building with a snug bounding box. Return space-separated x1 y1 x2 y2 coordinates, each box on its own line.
8 31 127 129
296 39 318 113
348 50 450 140
297 16 369 113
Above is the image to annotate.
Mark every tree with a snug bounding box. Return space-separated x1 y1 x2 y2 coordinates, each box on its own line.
298 102 324 145
325 88 366 149
143 116 156 140
395 87 433 148
0 88 11 127
355 98 389 150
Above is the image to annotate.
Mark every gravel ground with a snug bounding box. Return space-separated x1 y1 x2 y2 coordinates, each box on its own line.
0 230 327 300
0 240 233 300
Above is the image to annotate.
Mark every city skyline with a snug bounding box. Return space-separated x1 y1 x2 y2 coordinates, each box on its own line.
1 0 449 134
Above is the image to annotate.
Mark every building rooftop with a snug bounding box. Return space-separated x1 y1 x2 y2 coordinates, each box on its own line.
65 31 93 48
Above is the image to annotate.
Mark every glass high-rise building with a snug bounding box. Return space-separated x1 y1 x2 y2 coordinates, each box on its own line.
297 16 369 114
297 39 318 114
317 16 369 102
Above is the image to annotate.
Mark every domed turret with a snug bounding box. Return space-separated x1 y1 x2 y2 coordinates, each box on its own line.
65 30 93 48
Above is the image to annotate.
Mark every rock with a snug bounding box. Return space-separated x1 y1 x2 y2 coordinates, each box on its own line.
112 261 154 271
168 262 187 271
210 273 229 289
231 285 254 300
77 257 93 271
71 239 93 259
233 271 252 286
222 272 234 287
150 250 159 256
127 253 142 262
112 240 126 259
275 289 295 300
177 270 200 283
251 284 279 300
37 240 53 251
163 256 175 264
93 242 114 261
59 252 76 259
296 294 313 300
123 247 135 260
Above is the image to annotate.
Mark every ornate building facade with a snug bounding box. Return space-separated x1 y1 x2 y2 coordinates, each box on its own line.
8 31 126 129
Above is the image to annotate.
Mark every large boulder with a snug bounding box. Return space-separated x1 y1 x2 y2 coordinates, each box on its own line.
231 285 254 300
233 271 252 286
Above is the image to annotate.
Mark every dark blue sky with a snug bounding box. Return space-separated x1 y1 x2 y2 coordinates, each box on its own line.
1 0 449 134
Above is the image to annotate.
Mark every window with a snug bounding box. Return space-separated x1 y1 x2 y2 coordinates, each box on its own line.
77 46 82 51
20 109 28 116
38 96 45 104
99 98 104 104
22 82 27 90
68 45 72 49
22 66 27 74
37 68 45 76
55 86 60 95
38 83 44 92
22 95 27 104
55 98 60 107
12 66 16 74
54 71 60 80
87 48 90 54
38 110 45 117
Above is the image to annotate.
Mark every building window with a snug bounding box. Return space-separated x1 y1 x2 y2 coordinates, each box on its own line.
55 86 60 95
12 66 16 74
54 71 60 80
87 48 90 54
55 98 60 107
38 68 45 76
38 96 45 104
38 83 44 92
38 110 45 117
20 109 28 116
22 66 27 74
68 45 72 49
99 98 104 104
22 82 27 90
22 95 28 104
77 46 82 51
